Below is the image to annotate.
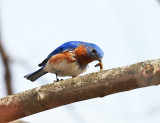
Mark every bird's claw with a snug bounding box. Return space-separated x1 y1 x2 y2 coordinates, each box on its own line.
54 79 63 83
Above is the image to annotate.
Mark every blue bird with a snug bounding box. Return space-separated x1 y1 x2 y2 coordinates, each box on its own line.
24 41 104 82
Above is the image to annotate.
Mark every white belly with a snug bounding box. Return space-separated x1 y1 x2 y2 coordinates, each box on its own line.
44 60 87 77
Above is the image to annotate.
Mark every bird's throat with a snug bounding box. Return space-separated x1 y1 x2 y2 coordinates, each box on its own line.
74 45 94 65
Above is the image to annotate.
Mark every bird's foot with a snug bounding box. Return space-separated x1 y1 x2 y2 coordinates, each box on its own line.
54 79 59 82
53 79 63 83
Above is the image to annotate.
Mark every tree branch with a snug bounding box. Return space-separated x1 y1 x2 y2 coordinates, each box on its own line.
1 59 160 122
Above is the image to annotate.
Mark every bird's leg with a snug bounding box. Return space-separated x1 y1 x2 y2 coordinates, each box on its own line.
54 73 63 82
55 73 59 82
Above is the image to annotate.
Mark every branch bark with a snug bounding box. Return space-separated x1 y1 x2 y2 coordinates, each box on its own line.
1 59 160 122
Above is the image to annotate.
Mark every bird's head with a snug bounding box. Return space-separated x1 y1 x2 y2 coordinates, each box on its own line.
86 43 104 62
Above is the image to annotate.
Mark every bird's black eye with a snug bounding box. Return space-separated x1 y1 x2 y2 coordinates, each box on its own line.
91 49 96 55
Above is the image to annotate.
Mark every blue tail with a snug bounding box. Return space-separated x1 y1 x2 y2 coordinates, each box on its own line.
24 67 47 82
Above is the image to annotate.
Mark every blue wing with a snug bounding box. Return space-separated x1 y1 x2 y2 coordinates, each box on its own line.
38 41 86 67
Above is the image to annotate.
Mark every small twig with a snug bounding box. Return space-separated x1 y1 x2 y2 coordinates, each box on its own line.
0 38 13 95
0 59 160 122
0 2 12 95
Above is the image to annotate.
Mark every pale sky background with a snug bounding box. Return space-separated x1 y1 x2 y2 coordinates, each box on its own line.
0 0 160 123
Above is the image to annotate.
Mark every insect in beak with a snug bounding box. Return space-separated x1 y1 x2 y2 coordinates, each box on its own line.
94 61 103 70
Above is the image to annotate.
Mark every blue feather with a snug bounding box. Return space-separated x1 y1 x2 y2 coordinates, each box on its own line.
39 41 86 67
24 67 47 82
47 41 86 58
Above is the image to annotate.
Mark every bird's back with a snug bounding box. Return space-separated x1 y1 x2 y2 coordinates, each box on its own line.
39 41 86 66
47 41 86 58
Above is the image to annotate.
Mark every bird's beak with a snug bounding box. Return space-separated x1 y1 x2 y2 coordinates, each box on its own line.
97 58 102 62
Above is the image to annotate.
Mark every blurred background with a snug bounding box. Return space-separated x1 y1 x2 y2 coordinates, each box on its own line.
0 0 160 123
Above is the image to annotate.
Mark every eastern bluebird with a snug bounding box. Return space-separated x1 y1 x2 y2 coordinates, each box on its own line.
24 41 104 82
